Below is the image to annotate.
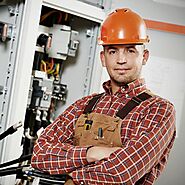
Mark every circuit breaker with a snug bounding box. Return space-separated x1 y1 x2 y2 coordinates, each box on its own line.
0 0 109 184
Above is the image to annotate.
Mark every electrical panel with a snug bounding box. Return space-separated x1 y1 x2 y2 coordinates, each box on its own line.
21 6 92 158
0 0 108 184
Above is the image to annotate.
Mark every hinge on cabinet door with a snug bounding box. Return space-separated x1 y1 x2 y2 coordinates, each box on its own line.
0 85 3 95
8 5 19 16
86 29 94 37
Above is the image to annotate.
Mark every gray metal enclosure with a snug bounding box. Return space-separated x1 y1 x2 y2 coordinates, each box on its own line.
0 1 24 161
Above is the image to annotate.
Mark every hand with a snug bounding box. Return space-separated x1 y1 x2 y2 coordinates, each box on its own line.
86 146 121 163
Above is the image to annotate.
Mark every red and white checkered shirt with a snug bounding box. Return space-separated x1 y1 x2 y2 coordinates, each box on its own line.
31 78 176 185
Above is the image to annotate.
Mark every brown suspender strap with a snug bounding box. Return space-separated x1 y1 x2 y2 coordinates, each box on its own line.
116 92 152 119
83 92 152 119
83 93 104 114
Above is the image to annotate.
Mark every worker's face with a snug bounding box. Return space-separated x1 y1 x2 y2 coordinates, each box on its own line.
100 44 149 86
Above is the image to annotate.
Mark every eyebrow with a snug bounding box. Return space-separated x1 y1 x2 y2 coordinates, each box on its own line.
104 45 137 51
103 45 116 49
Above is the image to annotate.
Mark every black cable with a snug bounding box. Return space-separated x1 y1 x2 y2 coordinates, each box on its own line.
0 126 16 141
0 154 32 169
27 170 68 182
0 122 22 141
0 165 30 177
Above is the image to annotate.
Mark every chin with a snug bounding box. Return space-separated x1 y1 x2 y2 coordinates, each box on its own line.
116 78 135 85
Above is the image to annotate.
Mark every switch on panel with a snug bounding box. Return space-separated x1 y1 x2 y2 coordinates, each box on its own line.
0 21 13 42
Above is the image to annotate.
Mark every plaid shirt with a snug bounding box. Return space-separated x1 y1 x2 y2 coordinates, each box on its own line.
31 78 176 185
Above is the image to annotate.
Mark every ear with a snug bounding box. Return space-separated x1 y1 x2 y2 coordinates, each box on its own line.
100 51 106 67
142 49 149 65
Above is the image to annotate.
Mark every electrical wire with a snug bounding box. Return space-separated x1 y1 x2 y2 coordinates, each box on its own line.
40 60 47 72
64 13 68 22
47 63 56 75
40 58 60 77
46 58 54 74
54 63 60 77
0 122 22 141
40 10 64 24
40 10 57 22
0 164 30 177
0 154 32 169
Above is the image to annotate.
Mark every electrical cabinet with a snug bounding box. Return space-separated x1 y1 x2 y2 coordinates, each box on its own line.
0 0 24 161
0 0 109 184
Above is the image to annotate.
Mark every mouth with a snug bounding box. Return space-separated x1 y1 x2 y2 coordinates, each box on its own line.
115 68 130 73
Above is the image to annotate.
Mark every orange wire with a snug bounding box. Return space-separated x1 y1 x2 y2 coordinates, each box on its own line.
46 58 54 73
41 11 64 24
40 10 57 22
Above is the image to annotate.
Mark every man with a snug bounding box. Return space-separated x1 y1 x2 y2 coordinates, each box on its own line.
31 8 176 184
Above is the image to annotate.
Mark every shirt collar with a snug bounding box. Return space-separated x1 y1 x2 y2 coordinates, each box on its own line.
102 78 147 97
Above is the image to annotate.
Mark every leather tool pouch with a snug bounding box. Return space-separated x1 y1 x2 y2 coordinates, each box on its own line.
73 112 122 147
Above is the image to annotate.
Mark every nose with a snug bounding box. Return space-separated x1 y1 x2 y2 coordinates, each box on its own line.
117 50 126 64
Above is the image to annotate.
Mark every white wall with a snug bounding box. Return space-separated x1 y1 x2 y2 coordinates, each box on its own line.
98 0 185 184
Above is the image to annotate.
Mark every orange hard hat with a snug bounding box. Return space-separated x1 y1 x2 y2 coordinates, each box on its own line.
98 8 149 45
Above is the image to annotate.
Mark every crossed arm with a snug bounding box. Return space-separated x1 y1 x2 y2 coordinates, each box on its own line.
31 99 176 184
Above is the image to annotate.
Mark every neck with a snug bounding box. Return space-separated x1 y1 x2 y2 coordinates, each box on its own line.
111 81 125 94
111 86 120 94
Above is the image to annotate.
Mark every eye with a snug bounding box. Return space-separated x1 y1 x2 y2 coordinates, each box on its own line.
108 49 117 55
127 48 136 53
